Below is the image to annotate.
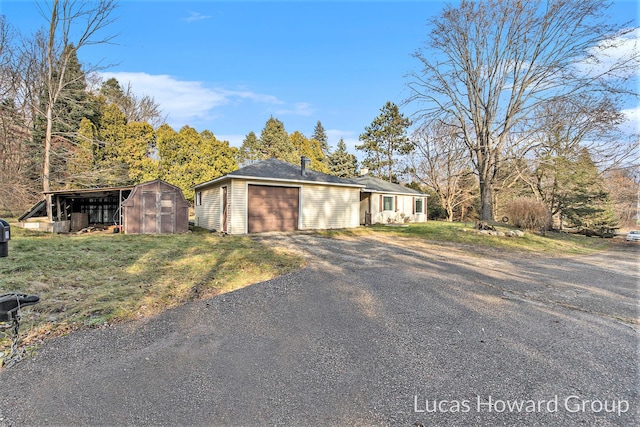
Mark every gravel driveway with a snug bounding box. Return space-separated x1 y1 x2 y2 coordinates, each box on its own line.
0 234 638 426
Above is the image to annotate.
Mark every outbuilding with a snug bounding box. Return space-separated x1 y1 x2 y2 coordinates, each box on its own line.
121 179 190 234
19 179 189 234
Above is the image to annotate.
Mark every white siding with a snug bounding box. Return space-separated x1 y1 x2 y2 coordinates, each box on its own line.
229 179 248 234
197 178 364 234
194 185 222 230
301 184 360 230
360 193 428 224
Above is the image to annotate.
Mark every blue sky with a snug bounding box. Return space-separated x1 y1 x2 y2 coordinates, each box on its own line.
2 0 638 154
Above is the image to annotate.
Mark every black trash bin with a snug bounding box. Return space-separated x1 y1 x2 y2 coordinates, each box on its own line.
0 219 10 258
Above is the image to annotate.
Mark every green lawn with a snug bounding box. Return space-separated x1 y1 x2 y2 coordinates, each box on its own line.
322 221 614 255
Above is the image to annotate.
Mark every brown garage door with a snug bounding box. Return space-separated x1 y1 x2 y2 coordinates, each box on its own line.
248 185 299 233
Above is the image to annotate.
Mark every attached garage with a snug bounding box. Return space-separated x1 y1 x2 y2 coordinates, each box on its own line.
247 185 299 233
193 158 364 234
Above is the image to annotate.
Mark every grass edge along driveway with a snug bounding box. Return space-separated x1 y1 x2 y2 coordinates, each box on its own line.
0 226 304 356
0 220 613 359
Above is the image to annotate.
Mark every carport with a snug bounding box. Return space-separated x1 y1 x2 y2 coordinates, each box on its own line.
19 186 133 232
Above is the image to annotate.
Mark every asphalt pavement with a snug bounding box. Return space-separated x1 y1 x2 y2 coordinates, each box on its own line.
0 234 637 426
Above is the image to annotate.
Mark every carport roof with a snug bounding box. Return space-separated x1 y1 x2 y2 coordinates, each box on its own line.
42 185 135 197
194 158 365 189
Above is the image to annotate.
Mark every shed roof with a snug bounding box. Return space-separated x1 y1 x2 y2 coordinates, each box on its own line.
122 179 189 208
194 158 364 190
352 175 428 196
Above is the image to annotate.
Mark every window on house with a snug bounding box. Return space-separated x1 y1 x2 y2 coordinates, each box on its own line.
415 198 423 214
196 191 202 206
383 196 394 211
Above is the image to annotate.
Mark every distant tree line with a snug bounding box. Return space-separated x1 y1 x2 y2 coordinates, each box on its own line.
1 0 636 235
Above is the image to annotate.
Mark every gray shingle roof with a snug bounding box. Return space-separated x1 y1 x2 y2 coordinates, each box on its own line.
194 159 428 196
351 175 427 196
194 158 362 189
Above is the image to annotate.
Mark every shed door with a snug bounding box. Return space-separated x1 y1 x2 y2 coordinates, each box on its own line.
142 191 158 233
142 190 175 233
248 185 299 233
160 192 176 233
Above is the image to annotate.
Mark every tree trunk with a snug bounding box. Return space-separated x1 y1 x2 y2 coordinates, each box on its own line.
479 180 494 221
44 104 53 220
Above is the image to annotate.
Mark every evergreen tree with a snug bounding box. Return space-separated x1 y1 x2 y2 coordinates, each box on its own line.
66 117 97 188
259 116 290 159
238 131 261 165
199 130 238 182
239 117 291 162
95 102 128 185
33 46 98 188
555 149 617 233
157 125 238 202
288 130 330 173
122 121 158 184
356 101 412 182
329 138 358 178
312 120 329 156
100 77 163 126
100 77 127 107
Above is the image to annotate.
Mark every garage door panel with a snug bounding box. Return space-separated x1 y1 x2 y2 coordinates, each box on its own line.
248 185 299 233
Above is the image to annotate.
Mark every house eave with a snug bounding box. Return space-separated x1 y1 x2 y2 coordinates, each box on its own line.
361 189 429 197
194 175 365 190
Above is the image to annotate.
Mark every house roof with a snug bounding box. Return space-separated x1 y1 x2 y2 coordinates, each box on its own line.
352 175 428 196
194 158 365 189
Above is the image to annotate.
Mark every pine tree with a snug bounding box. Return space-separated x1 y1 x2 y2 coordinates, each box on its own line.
329 138 358 178
312 120 329 156
558 149 618 234
288 131 330 173
200 130 238 182
356 101 411 182
66 117 97 188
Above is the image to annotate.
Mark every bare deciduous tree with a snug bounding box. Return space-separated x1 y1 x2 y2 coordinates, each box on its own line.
39 0 117 218
407 0 638 221
0 17 41 214
410 122 476 221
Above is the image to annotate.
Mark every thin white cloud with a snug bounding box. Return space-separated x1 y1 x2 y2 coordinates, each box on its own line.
220 89 283 105
621 106 640 133
183 11 212 22
98 72 283 128
579 27 639 78
274 102 315 116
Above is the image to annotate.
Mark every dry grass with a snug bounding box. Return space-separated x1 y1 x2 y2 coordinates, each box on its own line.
1 219 614 361
0 225 303 357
